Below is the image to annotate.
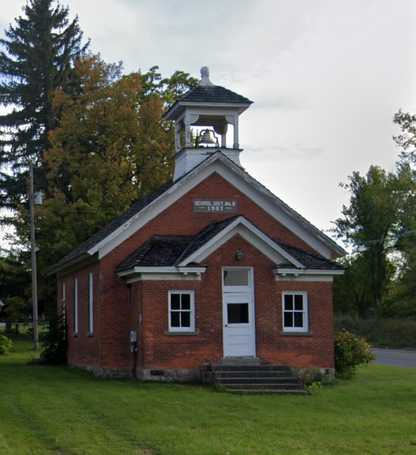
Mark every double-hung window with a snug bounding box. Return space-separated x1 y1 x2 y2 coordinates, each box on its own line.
282 291 308 332
168 291 195 332
74 278 78 334
88 273 94 334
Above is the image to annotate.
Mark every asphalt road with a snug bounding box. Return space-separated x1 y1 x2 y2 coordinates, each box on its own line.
372 348 416 369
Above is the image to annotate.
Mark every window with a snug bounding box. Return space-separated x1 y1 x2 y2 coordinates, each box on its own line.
61 283 66 337
282 291 308 332
223 269 249 287
74 278 78 334
88 273 94 334
168 291 195 332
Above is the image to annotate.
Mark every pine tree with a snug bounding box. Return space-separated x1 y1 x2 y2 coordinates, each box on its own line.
0 0 88 209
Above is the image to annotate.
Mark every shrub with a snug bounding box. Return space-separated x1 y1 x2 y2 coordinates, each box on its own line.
0 334 12 356
334 329 375 379
294 365 324 388
40 313 67 365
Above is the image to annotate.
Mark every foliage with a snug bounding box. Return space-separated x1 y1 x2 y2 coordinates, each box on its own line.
334 329 375 379
0 334 12 355
0 0 88 210
293 365 324 388
0 249 31 319
333 166 405 317
40 312 66 364
38 54 196 269
334 315 416 349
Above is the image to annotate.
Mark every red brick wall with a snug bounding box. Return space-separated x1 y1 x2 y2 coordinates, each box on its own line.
130 235 334 371
58 261 101 367
61 172 335 371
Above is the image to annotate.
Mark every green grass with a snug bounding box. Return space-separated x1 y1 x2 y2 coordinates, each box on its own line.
1 340 416 455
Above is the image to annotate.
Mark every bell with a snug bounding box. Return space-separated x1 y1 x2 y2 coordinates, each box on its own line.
199 130 217 145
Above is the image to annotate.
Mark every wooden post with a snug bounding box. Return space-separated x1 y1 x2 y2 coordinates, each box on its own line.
29 162 39 351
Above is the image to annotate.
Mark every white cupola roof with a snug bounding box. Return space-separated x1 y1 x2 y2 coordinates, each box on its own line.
164 67 253 181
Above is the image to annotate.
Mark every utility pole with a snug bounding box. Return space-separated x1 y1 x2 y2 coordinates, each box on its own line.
29 162 39 351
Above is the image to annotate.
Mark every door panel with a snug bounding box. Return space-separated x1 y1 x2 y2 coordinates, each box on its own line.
223 292 255 357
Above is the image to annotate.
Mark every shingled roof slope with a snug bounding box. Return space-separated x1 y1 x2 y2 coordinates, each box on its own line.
115 216 342 274
177 84 253 105
176 216 239 264
51 180 176 271
116 236 194 271
275 240 344 271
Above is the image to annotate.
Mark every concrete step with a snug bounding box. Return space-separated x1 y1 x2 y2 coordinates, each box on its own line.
214 364 292 372
226 388 308 396
210 363 306 395
216 371 294 379
218 377 301 386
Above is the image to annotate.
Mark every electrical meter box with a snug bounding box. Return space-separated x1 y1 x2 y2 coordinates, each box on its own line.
130 331 137 343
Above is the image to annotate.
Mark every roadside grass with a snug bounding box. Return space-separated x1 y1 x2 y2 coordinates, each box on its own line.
1 340 416 455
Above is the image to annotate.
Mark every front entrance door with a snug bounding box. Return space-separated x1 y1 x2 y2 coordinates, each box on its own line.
223 268 255 358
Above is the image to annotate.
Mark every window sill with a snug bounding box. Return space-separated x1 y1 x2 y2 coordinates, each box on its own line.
86 332 94 338
279 331 313 337
72 332 78 338
164 330 199 336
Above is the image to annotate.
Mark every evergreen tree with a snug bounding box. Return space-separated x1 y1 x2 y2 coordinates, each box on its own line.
0 0 88 209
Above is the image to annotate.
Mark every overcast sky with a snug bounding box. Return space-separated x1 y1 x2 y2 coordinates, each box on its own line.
1 0 415 239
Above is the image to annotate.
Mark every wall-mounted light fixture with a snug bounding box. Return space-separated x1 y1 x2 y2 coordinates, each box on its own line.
236 249 244 261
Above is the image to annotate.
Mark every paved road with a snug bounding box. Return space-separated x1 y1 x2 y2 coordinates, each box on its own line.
372 348 416 369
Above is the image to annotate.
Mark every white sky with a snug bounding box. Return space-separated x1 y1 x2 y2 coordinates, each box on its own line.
1 0 415 239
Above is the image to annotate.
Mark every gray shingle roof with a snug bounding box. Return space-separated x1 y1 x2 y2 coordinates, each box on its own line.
51 180 176 272
177 84 253 105
116 236 194 271
115 217 342 273
274 241 344 271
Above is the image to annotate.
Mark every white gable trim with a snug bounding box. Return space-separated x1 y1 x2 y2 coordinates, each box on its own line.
87 153 343 262
178 216 305 268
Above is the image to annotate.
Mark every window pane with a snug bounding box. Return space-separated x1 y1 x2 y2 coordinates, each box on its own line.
294 295 304 310
284 295 293 311
181 294 191 310
294 312 304 328
181 312 191 328
171 312 180 327
284 312 293 328
228 303 249 324
171 294 180 310
223 269 249 286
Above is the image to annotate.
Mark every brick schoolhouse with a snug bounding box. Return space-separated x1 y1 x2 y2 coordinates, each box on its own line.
50 67 345 381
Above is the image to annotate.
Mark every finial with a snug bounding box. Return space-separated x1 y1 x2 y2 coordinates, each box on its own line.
200 66 214 86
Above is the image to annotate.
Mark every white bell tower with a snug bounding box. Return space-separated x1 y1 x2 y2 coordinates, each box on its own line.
164 67 253 181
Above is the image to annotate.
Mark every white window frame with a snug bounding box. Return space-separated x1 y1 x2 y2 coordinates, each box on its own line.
88 273 94 334
282 291 308 332
222 267 253 293
168 291 195 332
74 278 78 334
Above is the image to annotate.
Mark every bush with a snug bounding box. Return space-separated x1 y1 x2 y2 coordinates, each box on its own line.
0 334 12 356
294 365 324 388
40 313 67 365
334 329 375 379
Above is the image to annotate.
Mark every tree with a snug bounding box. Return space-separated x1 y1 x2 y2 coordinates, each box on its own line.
333 166 403 317
6 55 197 314
0 0 88 210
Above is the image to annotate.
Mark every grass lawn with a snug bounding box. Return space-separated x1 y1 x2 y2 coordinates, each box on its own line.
1 339 416 455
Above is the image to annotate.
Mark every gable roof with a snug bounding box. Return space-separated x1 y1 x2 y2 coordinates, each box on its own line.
116 216 343 279
50 151 345 275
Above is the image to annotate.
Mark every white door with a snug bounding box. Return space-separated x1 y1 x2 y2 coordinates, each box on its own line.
222 268 255 358
223 293 255 357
